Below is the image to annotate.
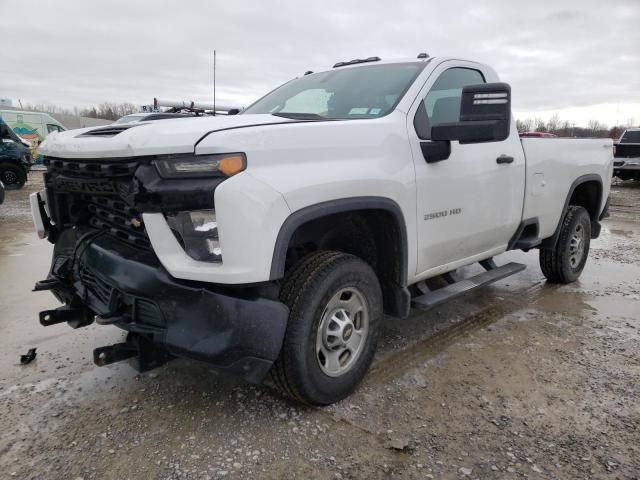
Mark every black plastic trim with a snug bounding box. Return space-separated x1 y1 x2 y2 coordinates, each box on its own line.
540 174 604 249
507 217 540 251
420 141 451 163
269 197 408 285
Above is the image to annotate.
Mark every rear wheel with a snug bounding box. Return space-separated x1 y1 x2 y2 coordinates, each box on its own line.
270 251 382 405
539 206 591 283
0 162 26 190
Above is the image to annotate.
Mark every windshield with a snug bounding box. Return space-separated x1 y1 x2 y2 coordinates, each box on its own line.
243 62 424 120
621 130 640 143
113 114 147 124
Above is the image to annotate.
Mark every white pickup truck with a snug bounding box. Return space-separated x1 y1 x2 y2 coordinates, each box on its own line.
31 55 613 405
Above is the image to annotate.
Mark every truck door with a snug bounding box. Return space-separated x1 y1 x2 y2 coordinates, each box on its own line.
407 61 525 277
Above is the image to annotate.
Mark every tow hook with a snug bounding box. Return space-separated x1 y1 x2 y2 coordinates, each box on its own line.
39 306 93 329
93 333 173 372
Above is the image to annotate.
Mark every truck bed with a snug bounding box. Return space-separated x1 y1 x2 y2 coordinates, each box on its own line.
520 138 613 241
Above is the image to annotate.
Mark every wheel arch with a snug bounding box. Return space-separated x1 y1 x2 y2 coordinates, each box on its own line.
541 173 604 249
269 197 410 317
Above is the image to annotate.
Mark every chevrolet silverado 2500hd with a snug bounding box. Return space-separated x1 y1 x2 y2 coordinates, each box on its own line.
31 55 613 405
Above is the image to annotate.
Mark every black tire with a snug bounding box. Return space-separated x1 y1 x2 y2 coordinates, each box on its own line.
539 206 591 283
0 162 26 190
270 251 383 405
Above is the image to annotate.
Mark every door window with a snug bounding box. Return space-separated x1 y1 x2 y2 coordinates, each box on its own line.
415 67 485 139
47 124 64 134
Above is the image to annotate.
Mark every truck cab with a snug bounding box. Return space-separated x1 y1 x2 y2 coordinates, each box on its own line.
31 55 612 405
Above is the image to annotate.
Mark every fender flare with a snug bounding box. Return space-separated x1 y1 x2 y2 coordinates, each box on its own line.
541 173 604 249
269 196 408 284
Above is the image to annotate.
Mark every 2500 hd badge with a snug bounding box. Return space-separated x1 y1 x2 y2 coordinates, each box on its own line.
424 208 462 221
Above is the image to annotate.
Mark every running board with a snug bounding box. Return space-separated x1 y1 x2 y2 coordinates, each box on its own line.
412 262 526 310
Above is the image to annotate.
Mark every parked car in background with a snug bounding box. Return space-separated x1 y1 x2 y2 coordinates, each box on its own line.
112 112 191 124
0 118 31 189
614 128 640 181
519 131 557 138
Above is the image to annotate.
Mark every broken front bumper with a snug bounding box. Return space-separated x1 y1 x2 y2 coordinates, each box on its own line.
38 229 288 383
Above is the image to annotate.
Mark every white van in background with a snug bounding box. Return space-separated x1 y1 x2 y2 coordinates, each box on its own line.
0 110 67 160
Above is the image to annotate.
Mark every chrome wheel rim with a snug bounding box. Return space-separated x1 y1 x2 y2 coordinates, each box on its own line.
569 223 585 268
316 287 369 377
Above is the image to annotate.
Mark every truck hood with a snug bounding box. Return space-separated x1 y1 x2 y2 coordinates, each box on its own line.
39 114 293 159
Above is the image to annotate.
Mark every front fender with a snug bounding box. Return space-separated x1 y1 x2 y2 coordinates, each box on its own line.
144 171 291 284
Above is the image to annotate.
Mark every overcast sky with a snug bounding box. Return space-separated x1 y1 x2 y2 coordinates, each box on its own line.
1 0 638 126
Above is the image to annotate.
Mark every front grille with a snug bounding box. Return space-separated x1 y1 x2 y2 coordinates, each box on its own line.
43 156 138 177
44 155 152 251
85 195 151 250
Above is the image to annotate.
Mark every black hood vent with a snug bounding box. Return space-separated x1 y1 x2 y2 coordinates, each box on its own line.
76 124 141 138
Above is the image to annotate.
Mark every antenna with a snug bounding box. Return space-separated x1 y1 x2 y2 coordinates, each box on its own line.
213 50 216 116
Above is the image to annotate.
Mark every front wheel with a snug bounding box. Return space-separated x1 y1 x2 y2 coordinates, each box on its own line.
270 251 382 405
0 162 26 190
539 205 591 283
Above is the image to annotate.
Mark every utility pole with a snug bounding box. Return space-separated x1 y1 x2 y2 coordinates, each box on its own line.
213 50 216 116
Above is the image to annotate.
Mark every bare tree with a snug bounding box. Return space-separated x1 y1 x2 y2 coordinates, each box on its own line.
587 119 607 136
534 118 547 132
547 114 561 133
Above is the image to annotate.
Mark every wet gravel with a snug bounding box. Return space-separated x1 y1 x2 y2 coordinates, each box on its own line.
0 173 639 479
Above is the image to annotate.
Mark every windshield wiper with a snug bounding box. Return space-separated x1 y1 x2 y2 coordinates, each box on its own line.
271 112 327 120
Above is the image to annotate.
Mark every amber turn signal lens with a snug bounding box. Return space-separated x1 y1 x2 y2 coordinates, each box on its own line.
218 154 246 176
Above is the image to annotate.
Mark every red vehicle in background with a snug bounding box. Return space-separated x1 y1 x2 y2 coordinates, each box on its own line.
519 131 558 138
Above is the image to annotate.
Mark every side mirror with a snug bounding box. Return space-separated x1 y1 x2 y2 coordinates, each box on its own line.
431 82 511 143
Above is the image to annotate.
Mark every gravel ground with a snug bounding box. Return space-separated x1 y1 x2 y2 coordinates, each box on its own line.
0 173 639 479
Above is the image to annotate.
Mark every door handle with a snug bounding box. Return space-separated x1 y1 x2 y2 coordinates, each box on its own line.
496 155 514 164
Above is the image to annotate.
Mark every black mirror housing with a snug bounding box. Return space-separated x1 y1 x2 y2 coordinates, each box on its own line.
431 82 511 143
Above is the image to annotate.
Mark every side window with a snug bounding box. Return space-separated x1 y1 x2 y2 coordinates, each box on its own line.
47 124 63 134
415 67 485 140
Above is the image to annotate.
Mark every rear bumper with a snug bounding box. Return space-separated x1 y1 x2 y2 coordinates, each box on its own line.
614 159 640 173
42 229 288 383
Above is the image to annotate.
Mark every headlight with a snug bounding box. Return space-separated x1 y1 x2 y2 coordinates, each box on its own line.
154 153 246 178
166 210 221 262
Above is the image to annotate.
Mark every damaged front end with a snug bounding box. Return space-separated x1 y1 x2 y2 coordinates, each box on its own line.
32 155 288 382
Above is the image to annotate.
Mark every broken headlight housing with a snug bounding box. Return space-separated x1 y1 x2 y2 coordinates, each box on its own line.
166 210 221 262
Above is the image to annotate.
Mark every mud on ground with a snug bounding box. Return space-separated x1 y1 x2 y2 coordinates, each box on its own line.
0 173 639 479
